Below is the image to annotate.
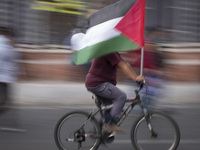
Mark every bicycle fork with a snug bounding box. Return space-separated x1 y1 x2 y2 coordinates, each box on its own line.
143 108 157 138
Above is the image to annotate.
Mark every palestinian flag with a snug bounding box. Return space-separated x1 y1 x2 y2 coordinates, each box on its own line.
71 0 145 65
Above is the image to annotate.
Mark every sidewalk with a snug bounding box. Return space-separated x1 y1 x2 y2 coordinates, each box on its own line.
9 81 200 105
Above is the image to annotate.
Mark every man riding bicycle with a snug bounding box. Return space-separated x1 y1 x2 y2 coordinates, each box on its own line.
85 52 144 132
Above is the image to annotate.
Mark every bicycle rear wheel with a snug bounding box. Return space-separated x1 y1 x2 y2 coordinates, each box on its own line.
54 111 101 150
131 112 180 150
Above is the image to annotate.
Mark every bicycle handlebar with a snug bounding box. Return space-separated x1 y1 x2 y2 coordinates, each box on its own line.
136 80 145 92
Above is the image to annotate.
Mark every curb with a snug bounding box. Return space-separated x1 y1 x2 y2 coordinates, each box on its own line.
9 81 200 105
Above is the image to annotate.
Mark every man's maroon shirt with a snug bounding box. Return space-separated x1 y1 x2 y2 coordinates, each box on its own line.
85 52 123 87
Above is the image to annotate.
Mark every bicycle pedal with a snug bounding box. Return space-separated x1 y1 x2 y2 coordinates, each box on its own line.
109 131 116 137
102 131 115 144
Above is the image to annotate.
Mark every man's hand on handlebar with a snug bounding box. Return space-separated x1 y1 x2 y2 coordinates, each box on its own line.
135 75 145 82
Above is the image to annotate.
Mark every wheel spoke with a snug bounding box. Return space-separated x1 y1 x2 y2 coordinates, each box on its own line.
54 111 101 150
131 112 180 150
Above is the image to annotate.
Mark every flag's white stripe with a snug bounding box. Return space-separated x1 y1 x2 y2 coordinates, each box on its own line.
71 17 123 51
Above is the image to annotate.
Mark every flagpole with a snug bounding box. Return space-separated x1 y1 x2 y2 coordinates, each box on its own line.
140 47 144 76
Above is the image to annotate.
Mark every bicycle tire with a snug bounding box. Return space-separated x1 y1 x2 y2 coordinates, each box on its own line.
54 111 101 150
131 111 180 150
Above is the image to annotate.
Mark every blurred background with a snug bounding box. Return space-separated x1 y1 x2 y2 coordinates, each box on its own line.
0 0 199 82
0 0 200 150
0 0 199 104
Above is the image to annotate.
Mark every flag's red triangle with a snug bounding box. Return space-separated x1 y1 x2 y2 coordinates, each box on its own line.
115 0 145 47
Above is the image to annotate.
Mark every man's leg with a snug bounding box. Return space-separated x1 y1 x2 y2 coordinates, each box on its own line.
87 82 127 125
103 83 126 125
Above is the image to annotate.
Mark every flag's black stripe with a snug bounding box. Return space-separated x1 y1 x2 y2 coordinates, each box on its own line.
73 19 89 34
89 0 137 28
72 0 137 34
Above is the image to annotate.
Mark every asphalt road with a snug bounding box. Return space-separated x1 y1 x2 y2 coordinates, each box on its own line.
0 103 200 150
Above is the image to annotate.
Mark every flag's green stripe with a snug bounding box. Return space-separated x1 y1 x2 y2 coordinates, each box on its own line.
72 35 140 65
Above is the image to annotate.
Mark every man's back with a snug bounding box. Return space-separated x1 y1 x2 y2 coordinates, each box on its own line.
85 52 123 87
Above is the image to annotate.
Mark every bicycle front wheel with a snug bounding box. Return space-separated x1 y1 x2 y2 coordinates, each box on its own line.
131 112 180 150
54 111 101 150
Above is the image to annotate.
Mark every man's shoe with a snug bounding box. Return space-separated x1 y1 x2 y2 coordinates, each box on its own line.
104 124 124 133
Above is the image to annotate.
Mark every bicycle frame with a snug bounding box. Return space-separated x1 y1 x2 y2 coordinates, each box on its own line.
54 81 180 150
87 82 148 129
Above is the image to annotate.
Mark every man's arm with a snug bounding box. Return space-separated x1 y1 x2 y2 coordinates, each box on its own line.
117 61 144 82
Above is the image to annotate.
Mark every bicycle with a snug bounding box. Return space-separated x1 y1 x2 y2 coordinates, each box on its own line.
54 82 180 150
